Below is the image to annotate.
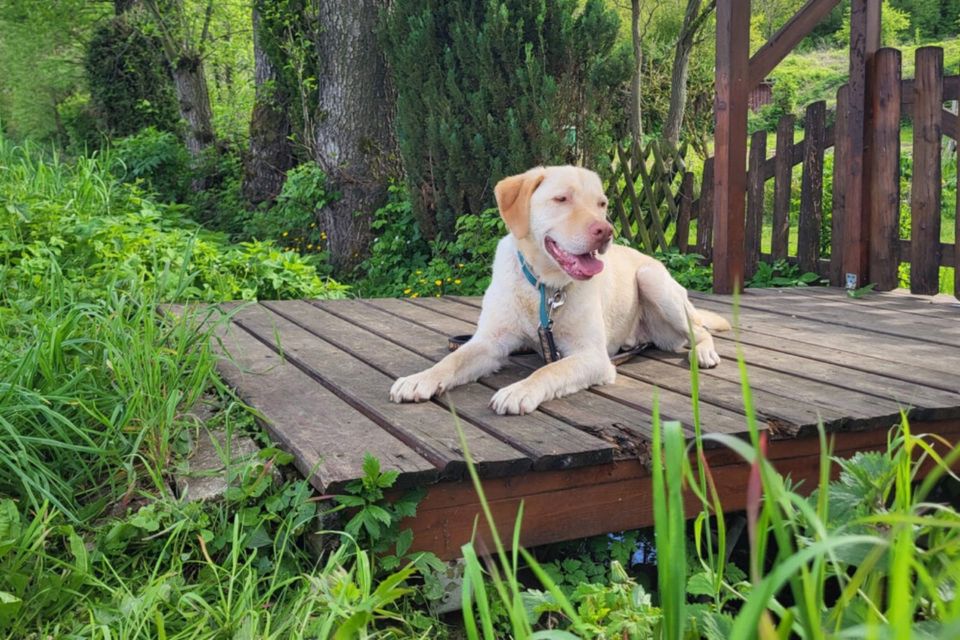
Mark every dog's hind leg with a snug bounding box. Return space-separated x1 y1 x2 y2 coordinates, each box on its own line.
634 262 721 368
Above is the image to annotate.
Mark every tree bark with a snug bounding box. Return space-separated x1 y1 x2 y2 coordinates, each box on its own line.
144 0 217 161
663 0 715 147
243 6 294 206
314 0 397 272
629 0 643 145
172 55 216 158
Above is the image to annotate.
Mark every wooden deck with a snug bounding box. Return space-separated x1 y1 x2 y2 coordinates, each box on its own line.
174 288 960 559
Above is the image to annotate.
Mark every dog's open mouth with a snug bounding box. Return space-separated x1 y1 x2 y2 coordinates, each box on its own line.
544 236 604 280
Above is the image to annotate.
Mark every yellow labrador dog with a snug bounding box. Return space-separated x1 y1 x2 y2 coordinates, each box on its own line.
390 165 730 415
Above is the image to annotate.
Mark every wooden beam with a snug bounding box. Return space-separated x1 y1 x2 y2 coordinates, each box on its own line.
407 420 960 560
748 0 842 89
839 0 877 290
910 46 944 295
712 0 751 294
866 48 902 291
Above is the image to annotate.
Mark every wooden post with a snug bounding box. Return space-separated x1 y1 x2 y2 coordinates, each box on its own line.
798 101 826 274
697 158 715 260
830 86 849 286
866 48 901 291
677 171 694 252
745 130 766 279
910 46 943 295
712 0 751 293
840 0 880 289
772 114 795 262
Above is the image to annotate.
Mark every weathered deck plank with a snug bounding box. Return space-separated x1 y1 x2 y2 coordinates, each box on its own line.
185 287 960 559
266 299 614 470
405 297 760 436
165 305 437 492
701 289 960 347
230 303 530 479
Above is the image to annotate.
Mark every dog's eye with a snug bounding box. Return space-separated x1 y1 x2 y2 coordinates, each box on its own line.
553 195 567 203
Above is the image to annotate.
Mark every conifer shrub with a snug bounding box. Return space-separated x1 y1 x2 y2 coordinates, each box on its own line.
382 0 631 238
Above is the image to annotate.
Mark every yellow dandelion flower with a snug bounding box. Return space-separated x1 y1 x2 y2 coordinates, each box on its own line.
307 244 313 249
435 293 440 297
310 222 316 228
454 279 461 285
403 288 412 294
434 279 442 286
411 292 419 298
321 232 327 240
457 263 464 268
282 231 289 237
416 270 423 275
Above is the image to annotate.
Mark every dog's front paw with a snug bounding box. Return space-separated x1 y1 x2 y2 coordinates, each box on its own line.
390 370 446 403
490 382 542 415
693 343 721 368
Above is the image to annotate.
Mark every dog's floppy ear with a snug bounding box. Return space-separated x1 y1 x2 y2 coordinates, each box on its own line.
494 168 546 240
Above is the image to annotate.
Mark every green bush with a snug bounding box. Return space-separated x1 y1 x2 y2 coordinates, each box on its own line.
382 0 631 238
353 185 505 298
110 127 192 203
84 15 180 138
239 161 337 255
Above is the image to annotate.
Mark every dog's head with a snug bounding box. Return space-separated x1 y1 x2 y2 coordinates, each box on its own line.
494 166 613 282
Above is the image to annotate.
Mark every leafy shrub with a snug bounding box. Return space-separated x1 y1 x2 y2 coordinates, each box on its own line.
84 15 180 139
239 161 336 254
110 126 192 203
353 185 504 298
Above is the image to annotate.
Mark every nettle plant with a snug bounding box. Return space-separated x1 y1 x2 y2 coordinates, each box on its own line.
334 454 444 580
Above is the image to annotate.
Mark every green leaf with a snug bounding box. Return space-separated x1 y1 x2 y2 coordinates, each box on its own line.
0 500 20 557
686 571 716 597
361 454 381 481
377 469 400 488
0 592 22 631
395 528 413 557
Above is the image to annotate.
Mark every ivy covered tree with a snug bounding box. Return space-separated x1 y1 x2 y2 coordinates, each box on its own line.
383 0 630 239
85 15 180 139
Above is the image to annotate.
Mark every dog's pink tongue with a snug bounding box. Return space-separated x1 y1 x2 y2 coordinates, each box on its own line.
572 253 604 277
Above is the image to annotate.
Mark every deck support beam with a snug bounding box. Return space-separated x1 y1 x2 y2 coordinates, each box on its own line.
712 0 750 294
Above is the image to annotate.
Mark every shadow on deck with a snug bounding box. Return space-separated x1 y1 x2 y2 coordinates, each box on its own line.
166 287 960 560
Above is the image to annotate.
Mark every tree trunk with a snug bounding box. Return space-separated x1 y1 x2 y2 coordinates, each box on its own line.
663 0 714 147
629 0 643 145
314 0 396 272
243 6 294 206
172 55 216 158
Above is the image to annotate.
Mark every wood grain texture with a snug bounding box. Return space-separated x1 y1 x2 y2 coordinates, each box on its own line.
168 305 437 492
748 0 843 88
798 101 826 275
745 130 766 279
773 114 796 262
866 48 902 291
910 47 943 295
291 299 616 470
712 0 750 293
840 0 872 289
830 86 849 285
231 303 530 480
696 158 715 260
407 420 960 559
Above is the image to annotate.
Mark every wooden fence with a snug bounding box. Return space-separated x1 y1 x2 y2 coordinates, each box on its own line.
610 45 959 298
865 46 959 295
